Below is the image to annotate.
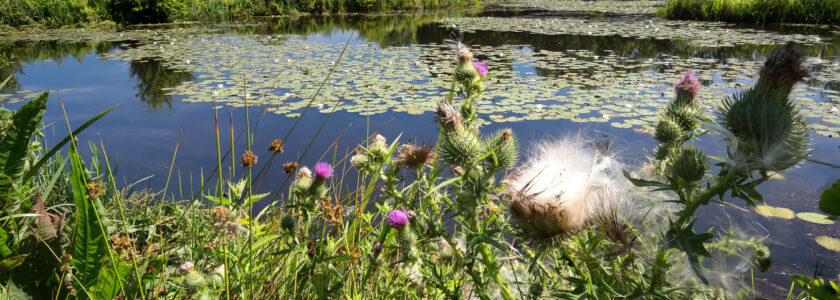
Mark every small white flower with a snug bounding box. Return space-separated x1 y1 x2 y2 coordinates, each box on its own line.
213 91 219 96
624 103 633 108
317 103 325 109
535 104 544 110
217 84 224 89
283 93 291 97
602 114 610 120
830 107 838 113
185 59 191 65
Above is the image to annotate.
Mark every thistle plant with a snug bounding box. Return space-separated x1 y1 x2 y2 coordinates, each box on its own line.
634 43 812 283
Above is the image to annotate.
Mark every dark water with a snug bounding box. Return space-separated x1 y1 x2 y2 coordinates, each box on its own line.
1 9 839 295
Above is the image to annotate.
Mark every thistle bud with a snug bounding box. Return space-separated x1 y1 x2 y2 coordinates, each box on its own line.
183 271 207 291
485 129 519 169
439 129 485 168
397 227 417 248
665 147 708 183
350 154 370 169
280 214 295 231
654 117 685 146
665 102 701 133
298 166 312 179
292 175 313 198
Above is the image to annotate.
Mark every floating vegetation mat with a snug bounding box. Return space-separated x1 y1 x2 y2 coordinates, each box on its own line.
0 23 838 137
493 0 665 15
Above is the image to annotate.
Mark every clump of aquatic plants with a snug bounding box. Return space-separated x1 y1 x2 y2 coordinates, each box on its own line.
1 40 839 300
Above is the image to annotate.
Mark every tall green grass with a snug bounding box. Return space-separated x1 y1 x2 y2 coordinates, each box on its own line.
660 0 840 24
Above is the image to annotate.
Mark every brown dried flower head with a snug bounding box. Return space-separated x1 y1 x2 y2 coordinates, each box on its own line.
396 143 435 169
501 129 512 142
435 100 462 131
212 206 230 221
269 139 285 153
241 151 258 168
759 43 806 92
457 43 474 62
85 181 105 199
283 161 299 174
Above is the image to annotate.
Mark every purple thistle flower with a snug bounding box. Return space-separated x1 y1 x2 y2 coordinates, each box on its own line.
314 162 333 179
473 60 489 77
674 70 700 102
386 209 408 229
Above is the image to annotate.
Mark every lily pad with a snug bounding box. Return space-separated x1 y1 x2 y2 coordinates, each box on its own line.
796 212 836 225
820 179 840 216
815 236 840 253
755 205 795 219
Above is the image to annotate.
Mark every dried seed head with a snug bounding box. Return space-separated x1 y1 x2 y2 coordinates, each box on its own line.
298 166 312 179
395 143 435 169
373 134 387 145
269 139 285 153
435 100 462 131
501 128 512 141
457 43 473 62
758 43 806 93
241 151 258 168
212 206 229 220
179 261 195 274
283 161 298 174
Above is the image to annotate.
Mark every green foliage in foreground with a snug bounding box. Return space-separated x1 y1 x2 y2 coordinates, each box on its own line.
660 0 840 25
0 0 481 28
0 42 839 299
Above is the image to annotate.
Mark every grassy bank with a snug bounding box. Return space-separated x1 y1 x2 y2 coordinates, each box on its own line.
660 0 840 24
0 0 480 29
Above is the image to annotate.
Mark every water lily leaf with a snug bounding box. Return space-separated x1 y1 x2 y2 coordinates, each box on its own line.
796 212 835 225
755 205 795 219
815 236 840 253
820 179 840 216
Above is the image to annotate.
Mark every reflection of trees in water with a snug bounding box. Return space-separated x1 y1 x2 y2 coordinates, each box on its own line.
0 41 117 91
129 59 194 111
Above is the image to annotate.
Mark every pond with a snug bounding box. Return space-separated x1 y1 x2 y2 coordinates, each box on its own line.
1 1 838 296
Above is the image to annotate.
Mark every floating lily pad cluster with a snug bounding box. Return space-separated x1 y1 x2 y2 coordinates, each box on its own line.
0 19 838 136
496 0 665 15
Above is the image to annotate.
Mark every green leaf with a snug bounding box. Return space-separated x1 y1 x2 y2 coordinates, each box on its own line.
622 169 671 189
0 254 27 273
820 179 840 216
0 92 48 195
68 146 108 293
796 212 835 225
90 261 131 299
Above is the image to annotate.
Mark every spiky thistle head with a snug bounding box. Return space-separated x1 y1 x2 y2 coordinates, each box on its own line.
716 44 810 174
654 117 685 146
395 143 435 169
665 101 702 133
314 162 333 180
485 128 519 169
674 70 701 106
439 128 486 168
665 146 708 184
387 209 409 229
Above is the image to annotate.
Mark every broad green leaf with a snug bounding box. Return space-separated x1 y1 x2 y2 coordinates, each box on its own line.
820 179 840 216
91 261 131 299
755 205 795 219
0 92 48 197
68 146 108 293
0 254 27 273
796 212 835 225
